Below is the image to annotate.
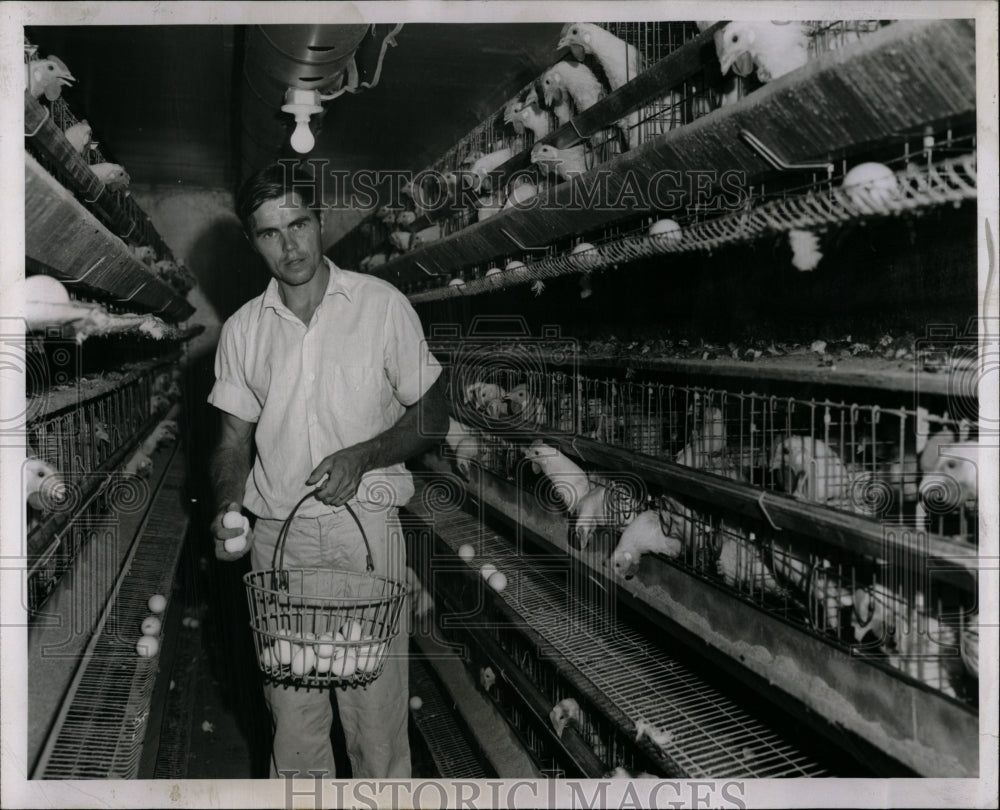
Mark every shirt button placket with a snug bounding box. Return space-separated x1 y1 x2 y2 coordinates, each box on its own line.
303 334 318 454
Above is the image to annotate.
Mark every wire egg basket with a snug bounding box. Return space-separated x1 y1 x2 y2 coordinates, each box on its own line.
244 494 407 687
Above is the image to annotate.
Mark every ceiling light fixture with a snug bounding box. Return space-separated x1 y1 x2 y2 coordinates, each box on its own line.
281 88 324 154
279 23 404 155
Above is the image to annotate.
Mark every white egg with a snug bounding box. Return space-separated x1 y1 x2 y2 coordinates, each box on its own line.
224 534 247 554
356 638 387 673
221 511 244 529
649 218 682 241
570 242 599 269
458 544 475 561
148 594 167 614
136 635 159 657
329 649 358 678
339 620 363 643
273 638 294 666
314 654 333 674
141 615 162 636
316 631 341 659
259 646 276 669
842 162 898 207
291 646 317 677
480 563 498 581
409 696 423 710
488 571 508 592
484 267 502 278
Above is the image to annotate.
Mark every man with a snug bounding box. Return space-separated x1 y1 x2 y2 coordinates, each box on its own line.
208 162 449 779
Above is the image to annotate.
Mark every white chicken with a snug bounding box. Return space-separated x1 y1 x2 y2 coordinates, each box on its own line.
124 449 154 478
557 23 642 92
541 61 604 116
388 230 412 252
918 440 979 510
505 90 552 141
140 419 179 456
769 435 853 505
24 457 68 512
715 21 809 83
444 416 482 479
549 697 581 738
63 120 92 154
611 510 683 579
503 383 545 426
464 381 506 413
523 440 591 513
26 56 75 100
467 146 514 193
536 80 574 126
555 23 643 147
90 163 130 192
530 143 588 182
503 175 540 210
131 245 156 266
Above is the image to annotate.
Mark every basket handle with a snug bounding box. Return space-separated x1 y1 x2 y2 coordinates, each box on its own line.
270 490 375 581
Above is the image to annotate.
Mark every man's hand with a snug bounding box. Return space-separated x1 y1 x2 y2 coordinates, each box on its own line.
306 445 371 506
211 501 254 561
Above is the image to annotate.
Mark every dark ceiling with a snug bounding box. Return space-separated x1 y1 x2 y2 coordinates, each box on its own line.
26 24 564 197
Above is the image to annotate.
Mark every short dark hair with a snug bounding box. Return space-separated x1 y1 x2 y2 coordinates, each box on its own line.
236 161 323 235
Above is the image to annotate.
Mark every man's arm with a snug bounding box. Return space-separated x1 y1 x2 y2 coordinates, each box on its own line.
209 411 256 560
307 375 450 506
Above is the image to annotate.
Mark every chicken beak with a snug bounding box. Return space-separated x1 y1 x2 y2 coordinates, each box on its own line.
733 52 755 77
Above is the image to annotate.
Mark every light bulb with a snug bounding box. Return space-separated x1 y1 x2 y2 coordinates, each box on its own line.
290 116 315 154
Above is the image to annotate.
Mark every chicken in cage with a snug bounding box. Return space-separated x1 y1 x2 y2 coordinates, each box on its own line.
17 15 987 787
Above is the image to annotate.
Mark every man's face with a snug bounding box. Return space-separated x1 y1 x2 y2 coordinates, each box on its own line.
248 192 324 287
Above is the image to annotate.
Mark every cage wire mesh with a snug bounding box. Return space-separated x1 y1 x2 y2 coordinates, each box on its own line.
25 363 176 610
439 405 977 703
349 20 893 272
407 148 976 302
444 364 979 544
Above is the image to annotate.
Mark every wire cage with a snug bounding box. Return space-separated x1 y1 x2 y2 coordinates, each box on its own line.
25 361 178 610
644 490 976 703
407 144 976 301
349 20 897 273
442 361 980 544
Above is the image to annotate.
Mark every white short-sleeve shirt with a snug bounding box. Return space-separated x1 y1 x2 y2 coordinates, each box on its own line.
208 258 442 519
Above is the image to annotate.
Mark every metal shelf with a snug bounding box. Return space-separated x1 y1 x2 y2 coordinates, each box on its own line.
413 456 977 777
363 19 975 292
25 153 193 322
430 344 965 398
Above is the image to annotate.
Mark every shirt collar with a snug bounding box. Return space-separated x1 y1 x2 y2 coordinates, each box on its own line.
261 256 353 312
